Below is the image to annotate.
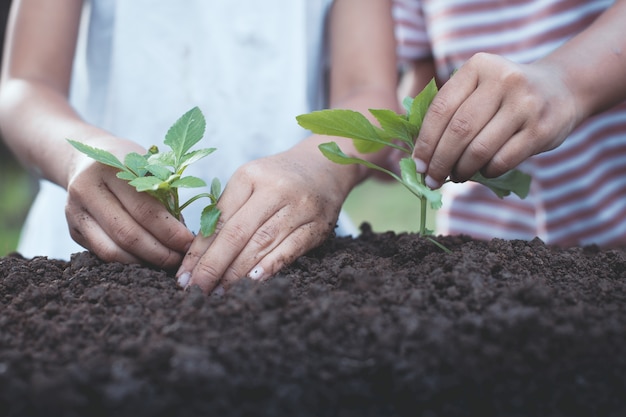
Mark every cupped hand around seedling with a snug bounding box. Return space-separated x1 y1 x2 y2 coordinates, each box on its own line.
68 107 222 266
65 150 195 269
413 53 577 188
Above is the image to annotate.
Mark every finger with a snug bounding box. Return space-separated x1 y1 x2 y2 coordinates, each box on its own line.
246 221 329 283
219 203 334 289
412 68 478 178
451 107 524 181
108 179 195 253
176 179 255 286
480 129 537 179
70 181 187 269
185 194 286 293
425 83 504 187
66 205 143 265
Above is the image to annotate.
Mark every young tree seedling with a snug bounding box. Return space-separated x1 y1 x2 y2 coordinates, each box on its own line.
68 106 221 237
296 79 531 251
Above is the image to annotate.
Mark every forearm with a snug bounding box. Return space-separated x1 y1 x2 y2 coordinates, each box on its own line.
318 0 399 190
537 0 626 122
0 0 126 189
0 78 113 188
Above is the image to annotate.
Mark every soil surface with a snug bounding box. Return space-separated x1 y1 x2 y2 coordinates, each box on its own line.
1 223 625 417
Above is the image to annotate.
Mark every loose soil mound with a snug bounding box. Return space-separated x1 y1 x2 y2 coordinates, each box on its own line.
1 224 625 417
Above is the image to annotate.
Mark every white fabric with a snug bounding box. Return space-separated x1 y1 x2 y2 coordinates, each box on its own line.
19 0 357 260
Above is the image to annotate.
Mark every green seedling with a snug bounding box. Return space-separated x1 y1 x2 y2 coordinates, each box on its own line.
68 106 221 237
296 79 531 251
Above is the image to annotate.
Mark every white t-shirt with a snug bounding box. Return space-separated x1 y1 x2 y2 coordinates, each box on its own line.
19 0 356 260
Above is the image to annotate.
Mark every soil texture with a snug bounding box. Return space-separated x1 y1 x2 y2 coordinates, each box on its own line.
1 224 625 417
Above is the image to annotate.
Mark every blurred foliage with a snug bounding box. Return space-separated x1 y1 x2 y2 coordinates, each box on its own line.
0 154 37 256
343 178 434 234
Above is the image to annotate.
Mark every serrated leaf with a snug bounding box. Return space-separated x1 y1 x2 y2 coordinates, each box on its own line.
399 158 442 209
164 106 206 164
408 78 438 129
297 109 387 153
129 176 167 192
470 170 531 199
171 176 206 189
124 152 149 177
67 139 128 172
368 108 417 150
179 148 216 171
200 205 221 237
146 164 173 181
148 150 176 168
116 171 138 181
319 142 387 171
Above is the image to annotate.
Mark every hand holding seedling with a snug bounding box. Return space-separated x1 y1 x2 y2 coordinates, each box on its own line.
412 54 581 189
65 150 194 269
68 107 221 270
297 78 531 249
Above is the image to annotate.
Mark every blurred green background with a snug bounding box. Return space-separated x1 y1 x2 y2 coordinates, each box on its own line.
0 0 423 258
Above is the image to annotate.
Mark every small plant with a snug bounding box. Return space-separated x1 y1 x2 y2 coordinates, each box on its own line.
68 106 221 237
296 79 531 251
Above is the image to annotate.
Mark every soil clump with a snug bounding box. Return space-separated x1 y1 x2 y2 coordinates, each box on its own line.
1 224 625 416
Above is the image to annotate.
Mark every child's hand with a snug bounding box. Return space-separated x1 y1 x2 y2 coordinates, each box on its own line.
412 52 579 188
65 143 194 270
175 146 355 294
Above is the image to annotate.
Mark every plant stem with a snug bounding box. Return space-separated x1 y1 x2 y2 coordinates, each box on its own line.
179 192 213 212
418 173 451 253
172 190 181 220
419 173 427 236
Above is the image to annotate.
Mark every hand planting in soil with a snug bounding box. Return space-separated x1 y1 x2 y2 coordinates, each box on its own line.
297 79 531 249
68 107 221 237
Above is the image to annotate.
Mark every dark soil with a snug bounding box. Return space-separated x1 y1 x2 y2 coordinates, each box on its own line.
1 223 625 417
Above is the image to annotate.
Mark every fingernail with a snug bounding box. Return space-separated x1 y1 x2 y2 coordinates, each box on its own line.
413 158 427 173
425 175 441 189
177 271 191 288
248 265 265 280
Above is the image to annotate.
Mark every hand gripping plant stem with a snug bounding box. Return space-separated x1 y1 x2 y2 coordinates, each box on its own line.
296 79 531 251
68 106 222 237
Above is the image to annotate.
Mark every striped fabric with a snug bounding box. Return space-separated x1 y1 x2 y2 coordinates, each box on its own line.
393 0 626 247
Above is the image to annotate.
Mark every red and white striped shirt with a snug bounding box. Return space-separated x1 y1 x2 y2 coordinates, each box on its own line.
394 0 626 248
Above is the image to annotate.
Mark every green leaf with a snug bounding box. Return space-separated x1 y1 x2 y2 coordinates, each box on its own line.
67 139 128 172
210 178 222 201
179 148 217 171
399 158 442 209
402 96 413 116
470 170 531 199
171 176 206 189
200 205 221 237
368 109 417 151
116 171 138 181
297 109 387 153
148 150 176 168
407 78 438 130
124 152 149 177
164 106 206 164
129 176 167 192
146 164 173 181
318 142 398 178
